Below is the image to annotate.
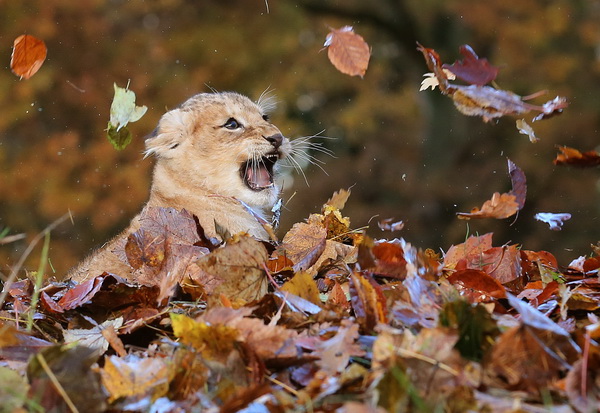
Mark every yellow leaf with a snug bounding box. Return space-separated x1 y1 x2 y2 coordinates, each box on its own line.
170 313 239 360
100 355 169 403
280 271 321 305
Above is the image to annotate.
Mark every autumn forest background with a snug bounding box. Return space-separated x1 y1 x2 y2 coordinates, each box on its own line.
1 0 599 278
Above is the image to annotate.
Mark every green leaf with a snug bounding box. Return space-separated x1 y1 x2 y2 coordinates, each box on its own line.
106 83 147 150
107 123 133 150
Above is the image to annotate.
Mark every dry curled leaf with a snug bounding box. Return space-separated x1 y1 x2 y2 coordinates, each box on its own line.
516 119 539 143
324 26 370 77
11 34 47 80
457 192 519 220
553 146 600 167
442 44 499 86
534 212 571 231
418 43 568 123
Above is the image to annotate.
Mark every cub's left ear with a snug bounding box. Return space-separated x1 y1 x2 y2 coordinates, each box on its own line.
144 108 191 159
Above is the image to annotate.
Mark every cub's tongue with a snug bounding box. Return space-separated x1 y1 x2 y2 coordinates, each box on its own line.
247 165 272 188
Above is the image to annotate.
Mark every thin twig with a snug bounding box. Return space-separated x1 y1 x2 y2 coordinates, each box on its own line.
36 352 80 413
27 232 51 331
0 212 70 309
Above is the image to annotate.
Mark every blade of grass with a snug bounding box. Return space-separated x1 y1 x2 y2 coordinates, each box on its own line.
0 212 70 309
35 352 80 413
27 232 50 331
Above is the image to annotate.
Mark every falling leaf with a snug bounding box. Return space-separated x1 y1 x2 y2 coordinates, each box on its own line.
442 44 499 86
377 218 405 232
107 83 147 150
553 145 600 167
324 26 370 77
420 70 455 91
457 192 519 220
507 158 527 210
324 188 352 210
516 119 539 143
534 212 572 231
10 34 47 80
417 43 568 123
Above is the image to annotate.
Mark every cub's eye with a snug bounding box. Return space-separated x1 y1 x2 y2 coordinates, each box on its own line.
262 114 270 122
223 118 241 130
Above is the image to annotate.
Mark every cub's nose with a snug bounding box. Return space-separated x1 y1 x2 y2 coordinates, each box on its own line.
265 133 284 149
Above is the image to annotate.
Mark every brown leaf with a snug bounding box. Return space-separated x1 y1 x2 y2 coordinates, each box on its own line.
350 272 387 333
194 235 269 303
553 145 600 167
324 26 370 77
372 241 407 278
324 188 352 210
314 319 365 374
10 34 47 80
442 44 499 86
377 218 404 232
507 158 526 210
125 228 167 270
457 192 519 220
281 220 327 272
475 245 522 285
444 233 493 269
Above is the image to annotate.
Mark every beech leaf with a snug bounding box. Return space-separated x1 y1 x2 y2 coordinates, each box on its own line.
10 34 47 80
324 26 370 77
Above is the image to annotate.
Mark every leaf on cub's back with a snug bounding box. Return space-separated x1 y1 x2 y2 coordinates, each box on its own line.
107 83 147 150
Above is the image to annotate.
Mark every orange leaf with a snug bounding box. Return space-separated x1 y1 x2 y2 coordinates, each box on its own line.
553 145 600 167
324 26 370 77
11 34 47 80
457 192 519 220
447 269 506 300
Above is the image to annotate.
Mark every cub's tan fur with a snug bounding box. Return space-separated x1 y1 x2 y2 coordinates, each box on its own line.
69 92 290 283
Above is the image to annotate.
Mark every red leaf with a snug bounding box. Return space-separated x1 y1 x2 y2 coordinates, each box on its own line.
447 269 507 300
10 34 47 80
324 26 370 77
442 44 499 86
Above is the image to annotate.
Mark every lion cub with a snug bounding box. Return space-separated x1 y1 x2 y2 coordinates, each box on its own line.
69 92 291 282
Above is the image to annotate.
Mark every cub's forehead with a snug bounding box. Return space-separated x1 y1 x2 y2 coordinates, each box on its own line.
180 92 263 118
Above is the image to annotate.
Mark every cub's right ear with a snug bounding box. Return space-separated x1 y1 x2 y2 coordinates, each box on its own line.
144 108 191 159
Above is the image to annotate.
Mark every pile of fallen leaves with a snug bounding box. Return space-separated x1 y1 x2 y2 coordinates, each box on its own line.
1 189 600 413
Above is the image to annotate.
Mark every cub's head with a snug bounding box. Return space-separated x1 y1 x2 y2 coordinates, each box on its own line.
145 92 291 209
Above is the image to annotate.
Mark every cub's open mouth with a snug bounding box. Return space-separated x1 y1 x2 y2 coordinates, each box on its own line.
240 152 279 191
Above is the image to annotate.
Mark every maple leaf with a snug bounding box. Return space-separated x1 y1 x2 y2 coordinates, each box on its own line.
442 44 499 86
107 83 147 150
553 145 600 167
534 212 571 231
324 26 370 77
10 34 47 80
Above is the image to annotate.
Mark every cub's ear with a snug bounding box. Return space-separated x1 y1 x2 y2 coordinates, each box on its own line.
144 108 190 159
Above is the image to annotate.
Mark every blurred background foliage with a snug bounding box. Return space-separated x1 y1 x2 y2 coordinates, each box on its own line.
1 0 599 279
